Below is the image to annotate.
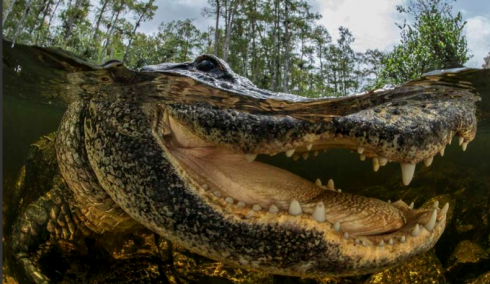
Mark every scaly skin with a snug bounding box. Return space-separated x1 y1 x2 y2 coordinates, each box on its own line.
7 47 480 282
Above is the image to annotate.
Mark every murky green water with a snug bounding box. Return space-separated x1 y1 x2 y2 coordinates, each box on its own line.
2 41 490 283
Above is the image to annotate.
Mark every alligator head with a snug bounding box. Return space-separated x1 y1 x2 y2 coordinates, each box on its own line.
53 54 479 277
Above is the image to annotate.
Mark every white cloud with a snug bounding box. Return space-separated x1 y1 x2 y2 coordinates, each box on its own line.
464 15 490 68
139 0 212 34
312 0 403 52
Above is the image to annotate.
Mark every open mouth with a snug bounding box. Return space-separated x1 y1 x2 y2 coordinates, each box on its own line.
154 111 452 249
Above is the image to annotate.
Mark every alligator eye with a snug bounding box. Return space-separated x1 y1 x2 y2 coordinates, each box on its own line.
196 59 216 72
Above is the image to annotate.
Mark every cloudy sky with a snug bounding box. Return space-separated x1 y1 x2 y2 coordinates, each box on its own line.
139 0 490 68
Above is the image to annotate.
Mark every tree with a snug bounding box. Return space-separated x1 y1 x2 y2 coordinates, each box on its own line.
380 0 470 84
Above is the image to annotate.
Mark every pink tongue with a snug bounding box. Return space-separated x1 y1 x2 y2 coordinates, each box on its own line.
172 147 324 207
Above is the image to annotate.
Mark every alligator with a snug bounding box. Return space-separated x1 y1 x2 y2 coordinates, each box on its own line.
5 42 481 283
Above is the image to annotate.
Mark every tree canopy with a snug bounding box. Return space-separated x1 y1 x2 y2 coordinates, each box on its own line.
3 0 472 97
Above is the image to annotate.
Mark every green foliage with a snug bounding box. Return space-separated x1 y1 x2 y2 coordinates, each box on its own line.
379 0 470 85
2 0 472 97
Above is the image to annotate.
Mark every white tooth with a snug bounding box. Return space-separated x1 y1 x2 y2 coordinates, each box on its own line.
333 222 341 232
327 179 335 191
355 239 361 245
343 232 349 239
388 238 394 245
285 149 295 157
439 146 445 156
245 154 257 162
388 200 391 204
362 240 368 246
315 179 322 187
293 154 300 161
288 199 302 216
462 142 468 151
441 203 449 216
409 202 414 209
400 163 416 186
373 157 380 172
378 240 385 247
448 131 453 145
433 200 439 209
312 202 326 222
213 191 222 198
379 156 388 166
302 152 309 160
306 144 313 151
337 189 342 193
424 156 434 167
411 224 421 237
425 209 437 231
225 197 234 204
202 184 210 191
269 205 279 214
458 136 464 146
237 201 246 208
313 151 319 157
400 236 406 243
360 154 366 161
357 147 364 154
252 204 262 211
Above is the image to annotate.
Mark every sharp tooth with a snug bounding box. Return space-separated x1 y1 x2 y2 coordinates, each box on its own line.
333 222 341 232
252 204 262 211
202 184 210 191
288 199 302 216
409 202 414 209
360 154 366 161
293 154 300 161
379 156 388 166
439 146 445 156
237 201 246 208
225 197 234 204
458 136 464 146
433 200 439 209
357 147 364 154
378 240 385 247
373 157 380 172
315 179 322 187
441 203 449 216
424 156 434 167
337 189 342 193
425 209 437 231
269 205 279 214
388 238 394 245
312 202 326 222
285 149 295 157
302 152 309 160
362 240 368 246
462 142 468 151
343 232 349 239
327 179 335 191
448 131 453 145
411 224 421 237
400 236 406 243
400 163 416 185
306 144 313 151
313 150 319 157
355 239 361 245
213 191 222 198
388 199 391 204
245 154 257 162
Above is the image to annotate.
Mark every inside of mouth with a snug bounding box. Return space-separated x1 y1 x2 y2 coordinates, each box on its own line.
161 116 446 244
